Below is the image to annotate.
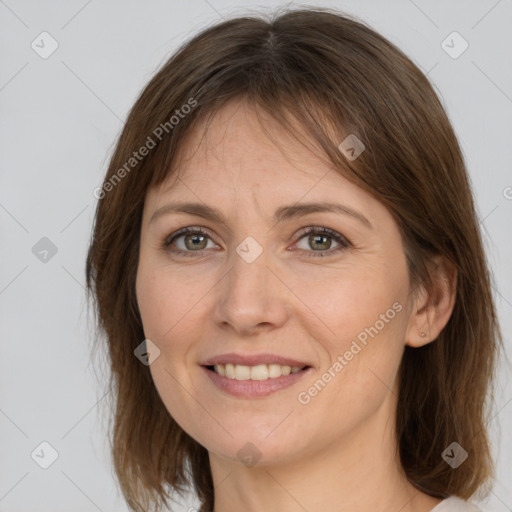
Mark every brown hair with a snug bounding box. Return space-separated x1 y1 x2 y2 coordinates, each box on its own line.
86 7 502 512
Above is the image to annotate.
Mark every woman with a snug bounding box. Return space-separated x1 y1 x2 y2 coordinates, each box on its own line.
86 7 502 512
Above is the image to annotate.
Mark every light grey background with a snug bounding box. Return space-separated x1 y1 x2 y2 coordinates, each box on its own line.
1 1 511 511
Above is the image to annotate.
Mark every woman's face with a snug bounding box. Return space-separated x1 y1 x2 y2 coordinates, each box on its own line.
136 100 417 467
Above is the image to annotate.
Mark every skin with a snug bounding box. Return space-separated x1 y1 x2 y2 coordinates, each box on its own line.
136 99 457 512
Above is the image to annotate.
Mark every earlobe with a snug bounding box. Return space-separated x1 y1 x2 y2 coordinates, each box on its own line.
405 256 457 348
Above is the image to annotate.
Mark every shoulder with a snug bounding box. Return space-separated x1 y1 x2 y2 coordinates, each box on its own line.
431 496 483 512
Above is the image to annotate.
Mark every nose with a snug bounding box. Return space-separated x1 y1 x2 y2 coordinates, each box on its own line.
212 242 289 337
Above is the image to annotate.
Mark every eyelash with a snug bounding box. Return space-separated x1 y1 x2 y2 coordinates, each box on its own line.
162 226 351 258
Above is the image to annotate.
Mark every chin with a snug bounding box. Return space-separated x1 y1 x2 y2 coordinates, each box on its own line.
192 413 321 469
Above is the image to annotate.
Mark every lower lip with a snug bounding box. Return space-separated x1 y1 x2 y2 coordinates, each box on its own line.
202 366 312 398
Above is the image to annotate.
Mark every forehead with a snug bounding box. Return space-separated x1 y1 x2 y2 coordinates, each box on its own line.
145 100 382 224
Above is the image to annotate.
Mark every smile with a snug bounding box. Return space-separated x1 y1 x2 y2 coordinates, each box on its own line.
202 364 312 398
210 363 305 380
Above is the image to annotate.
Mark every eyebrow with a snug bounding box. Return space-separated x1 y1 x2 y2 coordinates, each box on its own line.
149 201 373 229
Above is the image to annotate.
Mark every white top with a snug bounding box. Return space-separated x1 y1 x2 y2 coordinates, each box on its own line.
431 496 482 511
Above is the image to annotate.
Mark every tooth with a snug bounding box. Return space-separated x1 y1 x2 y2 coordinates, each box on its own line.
217 363 304 380
281 365 291 376
250 364 269 380
268 364 282 378
235 364 251 380
225 363 236 379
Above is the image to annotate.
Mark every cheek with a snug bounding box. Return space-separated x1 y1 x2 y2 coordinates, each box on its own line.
136 259 207 341
136 266 166 340
136 263 209 436
289 257 406 341
295 258 409 405
296 302 407 445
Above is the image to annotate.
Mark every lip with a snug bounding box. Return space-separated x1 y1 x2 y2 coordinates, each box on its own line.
202 365 313 398
201 353 311 367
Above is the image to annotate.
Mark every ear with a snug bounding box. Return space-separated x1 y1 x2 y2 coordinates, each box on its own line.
405 255 457 348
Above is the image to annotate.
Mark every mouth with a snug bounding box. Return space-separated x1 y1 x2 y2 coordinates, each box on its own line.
204 363 311 380
200 354 313 398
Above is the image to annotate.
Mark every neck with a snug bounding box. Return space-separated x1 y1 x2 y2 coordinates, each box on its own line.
208 393 442 512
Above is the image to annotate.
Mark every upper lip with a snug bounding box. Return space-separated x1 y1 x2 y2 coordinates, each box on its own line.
201 353 310 368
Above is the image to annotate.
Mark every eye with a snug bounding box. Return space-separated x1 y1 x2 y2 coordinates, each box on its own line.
163 227 219 256
162 225 351 258
292 226 351 258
